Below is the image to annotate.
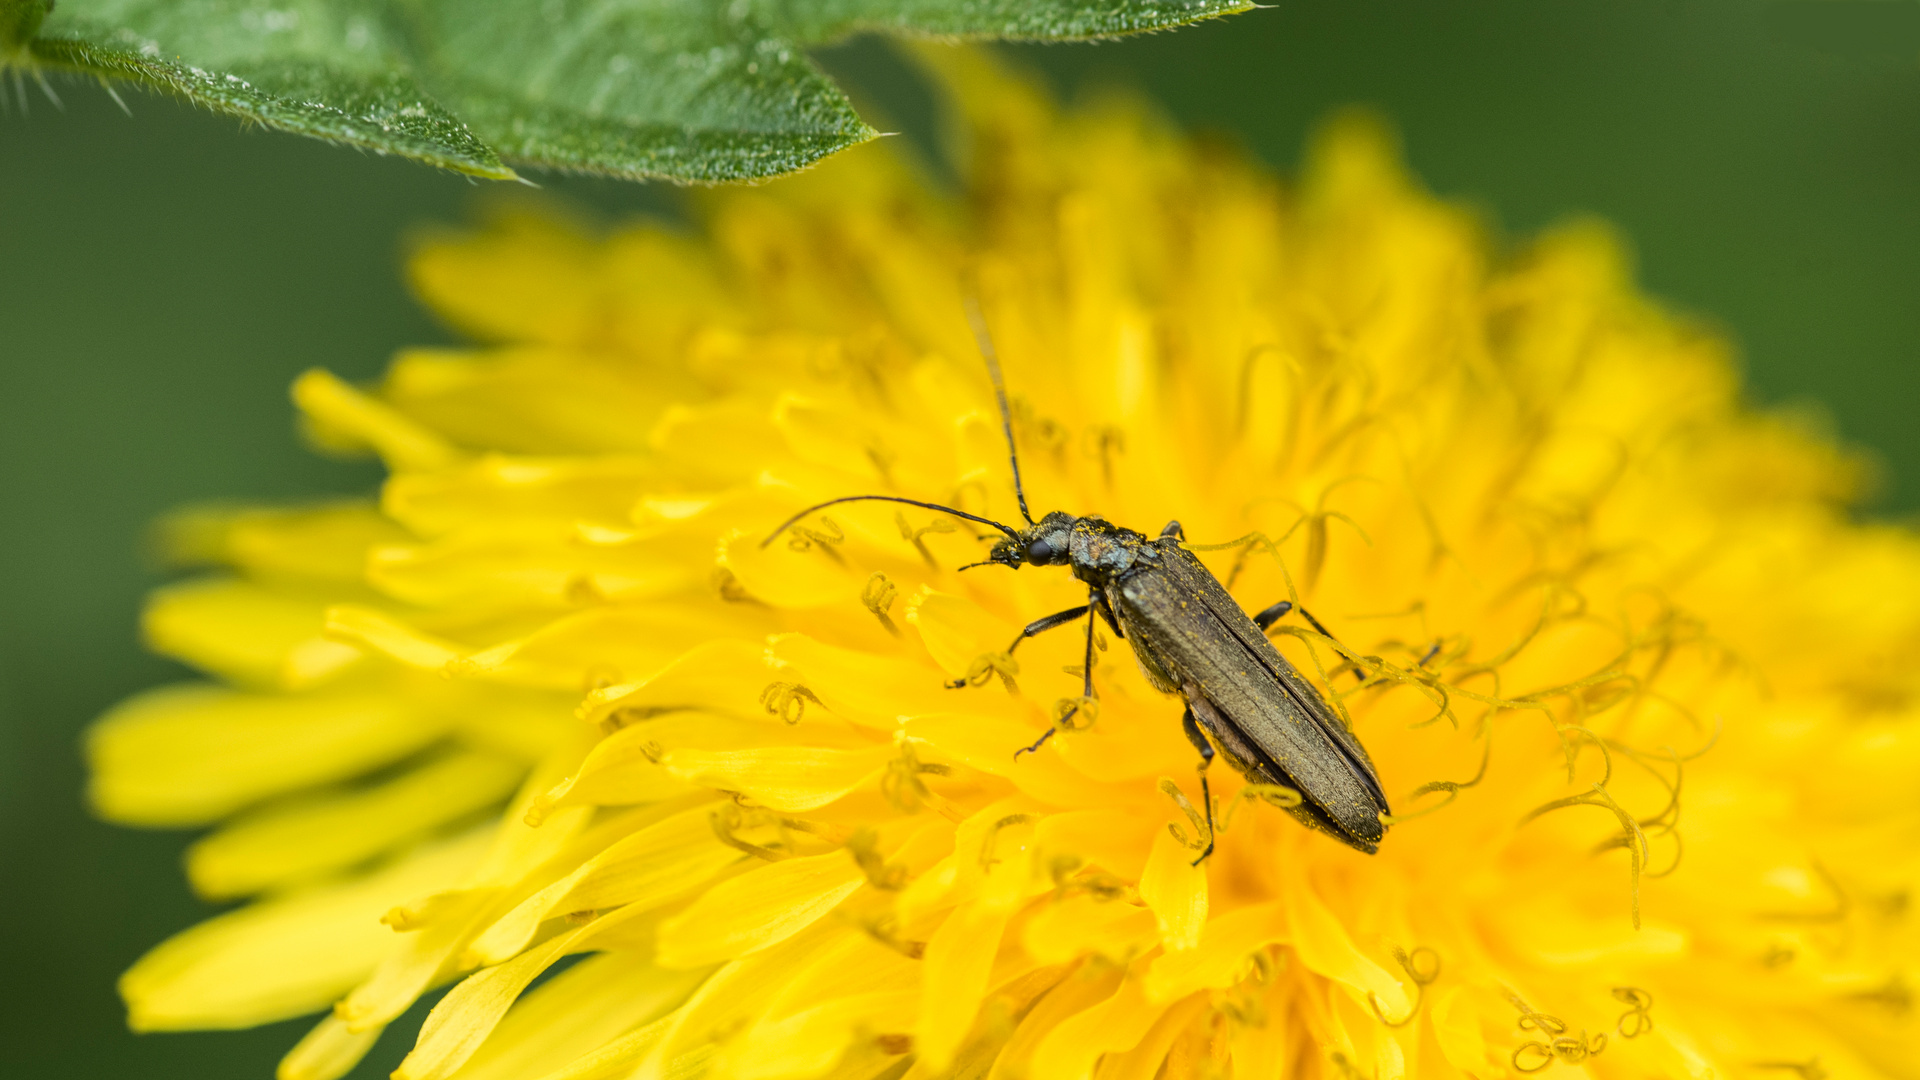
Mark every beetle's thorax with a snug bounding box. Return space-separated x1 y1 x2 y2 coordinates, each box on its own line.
1065 516 1154 586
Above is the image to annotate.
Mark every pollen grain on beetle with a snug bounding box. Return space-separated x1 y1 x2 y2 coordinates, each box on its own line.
94 51 1920 1080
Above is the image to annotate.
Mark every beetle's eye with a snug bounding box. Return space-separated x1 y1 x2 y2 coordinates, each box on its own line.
1027 539 1054 563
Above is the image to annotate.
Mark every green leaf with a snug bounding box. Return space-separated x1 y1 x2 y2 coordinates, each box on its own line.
2 0 52 51
16 0 1252 182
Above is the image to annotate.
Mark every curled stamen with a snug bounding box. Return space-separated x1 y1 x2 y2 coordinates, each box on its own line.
1052 695 1099 731
1750 1059 1829 1080
879 743 949 814
846 826 906 890
1158 777 1211 853
1384 735 1490 825
712 566 757 604
759 681 823 725
1612 987 1654 1038
1507 992 1605 1072
787 517 846 563
1522 783 1649 928
1086 424 1126 489
980 813 1038 869
895 511 957 568
1219 782 1302 833
861 572 901 636
710 802 790 861
1369 945 1441 1027
947 651 1020 692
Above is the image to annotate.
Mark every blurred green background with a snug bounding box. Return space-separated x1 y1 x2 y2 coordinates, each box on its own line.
5 1 1919 1076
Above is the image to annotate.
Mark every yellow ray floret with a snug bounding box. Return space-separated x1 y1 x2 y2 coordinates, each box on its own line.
96 48 1920 1080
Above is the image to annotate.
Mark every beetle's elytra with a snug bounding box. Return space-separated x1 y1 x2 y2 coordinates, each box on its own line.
764 303 1390 858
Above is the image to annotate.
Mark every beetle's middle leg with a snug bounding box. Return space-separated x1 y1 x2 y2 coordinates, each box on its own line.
1181 704 1218 864
947 603 1090 689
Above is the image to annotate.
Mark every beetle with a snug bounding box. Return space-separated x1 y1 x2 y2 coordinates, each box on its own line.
762 303 1389 858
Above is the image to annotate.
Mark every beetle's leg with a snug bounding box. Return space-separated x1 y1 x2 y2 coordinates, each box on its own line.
947 603 1090 689
1077 590 1098 699
1159 520 1185 540
1093 591 1125 640
1255 601 1366 681
1016 592 1100 759
1014 727 1055 759
1253 600 1293 631
1181 704 1217 865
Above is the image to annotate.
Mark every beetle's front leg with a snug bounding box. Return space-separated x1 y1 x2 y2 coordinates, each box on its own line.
1181 704 1217 864
1015 588 1102 760
947 603 1090 689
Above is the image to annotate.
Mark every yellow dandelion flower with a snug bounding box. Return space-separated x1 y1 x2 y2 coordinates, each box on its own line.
97 51 1920 1080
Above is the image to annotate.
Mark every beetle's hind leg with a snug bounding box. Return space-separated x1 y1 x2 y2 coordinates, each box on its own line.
1253 600 1293 630
1181 705 1218 865
1254 600 1366 682
947 603 1090 689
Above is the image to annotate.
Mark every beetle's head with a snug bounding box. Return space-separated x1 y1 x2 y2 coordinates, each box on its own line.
985 511 1077 569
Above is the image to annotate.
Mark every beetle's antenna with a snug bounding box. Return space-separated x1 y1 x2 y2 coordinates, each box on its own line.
762 495 1021 548
963 297 1036 526
955 560 1000 572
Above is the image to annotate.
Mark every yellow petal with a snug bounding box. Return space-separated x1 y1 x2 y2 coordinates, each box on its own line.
452 605 756 690
769 633 957 727
293 368 460 473
1093 993 1207 1080
1025 963 1164 1080
718 527 863 609
385 346 671 455
905 589 1011 679
368 525 701 608
661 744 895 813
631 924 851 1080
655 851 866 969
529 724 696 821
396 903 653 1080
913 856 1029 1072
650 399 789 484
121 830 488 1031
578 639 771 727
159 500 405 585
1426 985 1491 1076
1032 808 1156 881
443 953 707 1080
719 930 922 1079
384 453 661 537
335 887 498 1030
468 802 738 966
187 751 526 899
1142 901 1285 1003
733 991 917 1080
1279 858 1407 1018
88 683 447 826
469 736 598 888
277 1014 384 1080
1020 891 1159 967
144 577 359 689
903 713 1124 807
405 212 603 346
324 605 465 672
530 1014 670 1080
340 748 599 1030
1136 825 1209 953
